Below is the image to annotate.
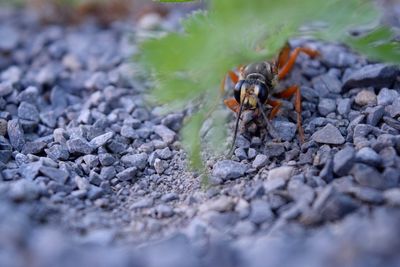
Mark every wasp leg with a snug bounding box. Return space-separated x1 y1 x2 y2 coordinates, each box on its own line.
274 85 305 143
224 98 240 113
267 100 282 120
220 70 240 95
278 47 319 80
277 42 291 70
228 70 239 84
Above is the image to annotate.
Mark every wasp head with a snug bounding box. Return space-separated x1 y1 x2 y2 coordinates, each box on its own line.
234 79 268 109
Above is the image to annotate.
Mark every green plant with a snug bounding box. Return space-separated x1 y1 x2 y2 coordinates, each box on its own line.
139 0 400 170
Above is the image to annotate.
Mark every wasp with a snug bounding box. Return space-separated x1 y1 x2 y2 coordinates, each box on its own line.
222 43 319 155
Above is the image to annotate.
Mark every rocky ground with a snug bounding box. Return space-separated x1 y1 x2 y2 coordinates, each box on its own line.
1 6 400 267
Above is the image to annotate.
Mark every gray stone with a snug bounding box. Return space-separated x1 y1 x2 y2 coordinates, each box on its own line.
154 158 167 174
74 176 90 191
121 153 148 169
388 98 400 118
320 158 334 182
15 153 29 166
233 221 256 236
248 199 274 224
154 204 174 218
355 147 382 167
337 98 351 116
247 148 257 159
45 145 69 160
311 123 345 145
66 138 93 155
288 179 315 204
153 125 176 144
382 168 400 188
8 179 40 202
161 192 179 202
87 186 104 200
264 142 285 158
0 25 19 51
313 73 342 94
120 125 137 139
22 141 46 155
82 155 99 169
18 161 42 180
88 171 102 186
131 197 154 209
85 72 108 90
39 166 69 184
18 102 39 122
267 166 294 180
1 66 21 84
0 82 13 97
350 163 387 190
161 113 183 131
0 82 14 97
212 160 247 180
98 153 116 166
235 135 251 148
264 177 286 192
318 98 336 116
272 120 296 141
366 105 384 126
17 86 39 104
343 64 400 91
36 66 56 85
200 196 235 213
354 89 377 106
99 166 116 180
107 140 126 154
7 119 25 151
0 150 12 163
377 88 398 106
299 86 319 102
333 146 355 176
156 147 173 160
234 147 247 160
252 154 268 169
348 186 384 204
383 188 400 206
116 167 137 181
0 118 7 136
319 193 359 221
89 132 113 149
40 111 57 128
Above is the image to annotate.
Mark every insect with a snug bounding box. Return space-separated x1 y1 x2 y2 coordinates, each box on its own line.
222 43 319 155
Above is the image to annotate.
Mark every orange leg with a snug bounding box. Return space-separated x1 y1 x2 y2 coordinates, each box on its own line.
220 70 239 95
278 47 319 80
224 98 240 114
277 42 291 70
267 100 282 120
274 85 305 143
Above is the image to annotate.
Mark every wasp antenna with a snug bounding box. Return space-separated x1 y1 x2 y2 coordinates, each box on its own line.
227 98 245 157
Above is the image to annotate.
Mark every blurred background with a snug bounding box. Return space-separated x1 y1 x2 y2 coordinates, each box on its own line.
0 0 204 25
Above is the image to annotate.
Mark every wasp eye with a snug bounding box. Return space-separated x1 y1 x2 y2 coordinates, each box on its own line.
234 80 244 103
257 83 268 104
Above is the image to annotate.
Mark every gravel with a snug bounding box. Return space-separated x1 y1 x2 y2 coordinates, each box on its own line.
212 160 247 180
1 6 400 267
354 89 377 106
342 64 400 91
311 123 345 145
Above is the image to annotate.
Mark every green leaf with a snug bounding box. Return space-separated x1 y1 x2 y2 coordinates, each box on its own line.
181 112 205 170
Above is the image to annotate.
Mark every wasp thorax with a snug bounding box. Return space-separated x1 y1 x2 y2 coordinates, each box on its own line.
243 62 275 82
